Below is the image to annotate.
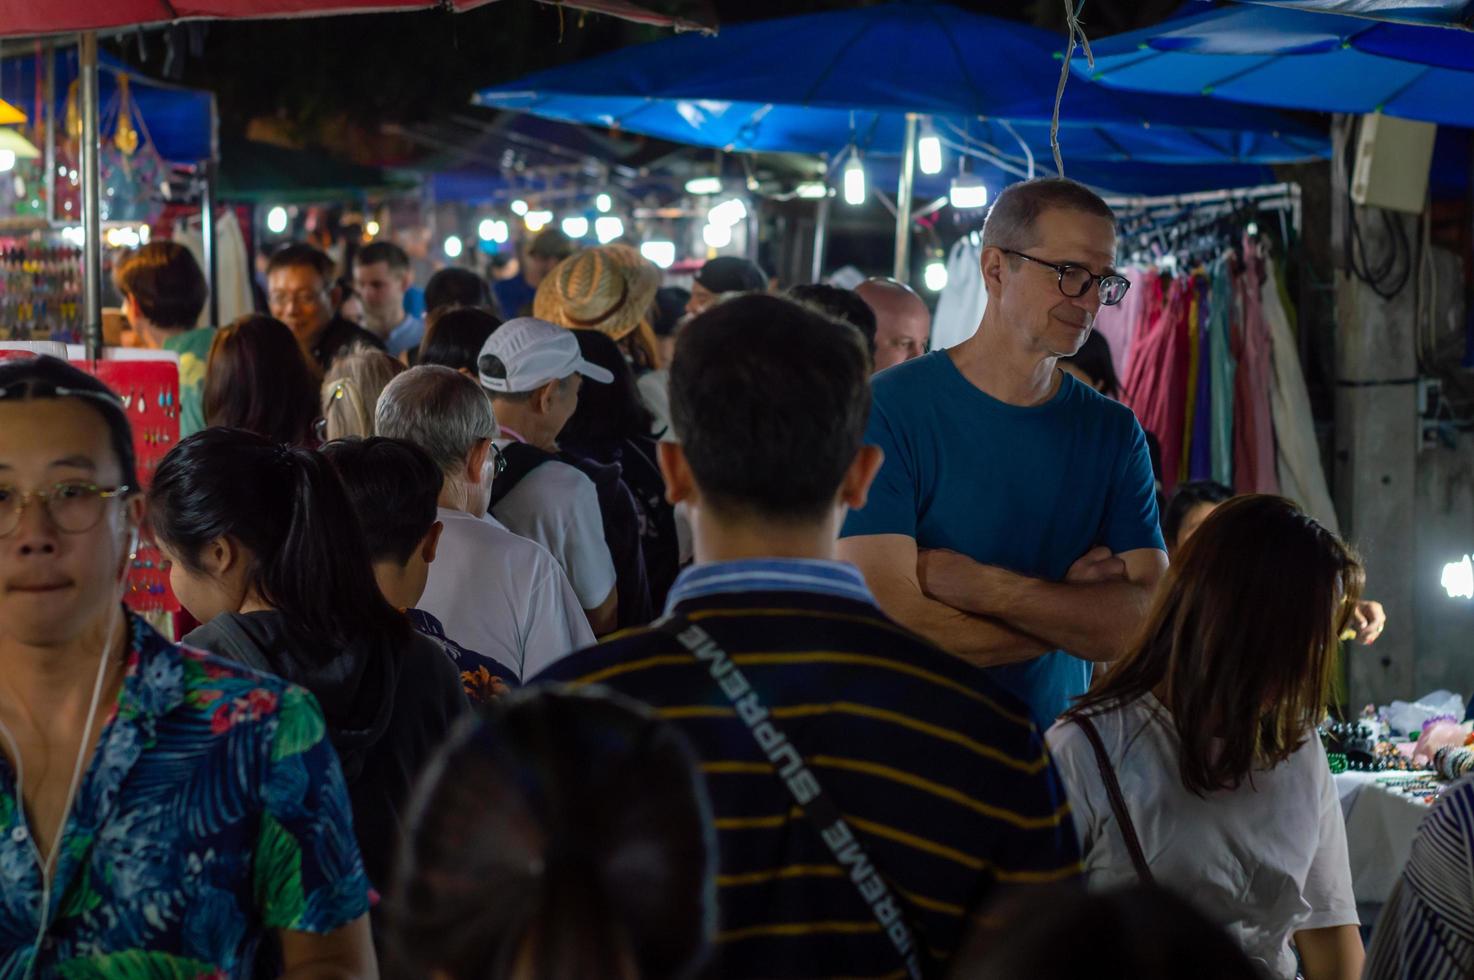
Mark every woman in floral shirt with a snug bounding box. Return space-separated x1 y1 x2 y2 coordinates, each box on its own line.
0 356 374 978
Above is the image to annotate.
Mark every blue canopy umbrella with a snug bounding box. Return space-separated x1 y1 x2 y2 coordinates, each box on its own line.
1231 0 1474 29
1078 4 1474 125
476 3 1329 278
476 2 1325 167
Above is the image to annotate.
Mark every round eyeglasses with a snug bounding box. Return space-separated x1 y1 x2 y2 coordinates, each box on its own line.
0 481 132 537
1003 249 1131 307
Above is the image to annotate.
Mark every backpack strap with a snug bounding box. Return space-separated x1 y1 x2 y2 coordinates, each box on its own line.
487 442 555 509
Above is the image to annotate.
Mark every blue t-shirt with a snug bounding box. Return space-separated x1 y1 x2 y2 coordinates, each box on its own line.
841 351 1164 727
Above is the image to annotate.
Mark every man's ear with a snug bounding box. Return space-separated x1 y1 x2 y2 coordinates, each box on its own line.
421 521 444 565
838 445 885 512
657 441 698 508
980 245 1008 299
466 438 492 486
533 379 559 415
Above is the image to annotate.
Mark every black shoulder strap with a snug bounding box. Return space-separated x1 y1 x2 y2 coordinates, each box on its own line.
487 442 555 509
656 614 925 980
1075 714 1155 885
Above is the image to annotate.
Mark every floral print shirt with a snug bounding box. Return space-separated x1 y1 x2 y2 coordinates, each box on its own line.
0 613 372 979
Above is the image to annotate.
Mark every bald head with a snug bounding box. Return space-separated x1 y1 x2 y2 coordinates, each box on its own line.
856 279 930 372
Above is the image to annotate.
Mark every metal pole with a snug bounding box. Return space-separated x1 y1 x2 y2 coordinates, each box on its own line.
893 113 918 283
79 32 103 359
201 161 219 325
43 47 55 226
810 190 830 283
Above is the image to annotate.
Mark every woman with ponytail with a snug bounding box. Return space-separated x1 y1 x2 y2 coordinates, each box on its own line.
148 427 468 889
386 686 716 980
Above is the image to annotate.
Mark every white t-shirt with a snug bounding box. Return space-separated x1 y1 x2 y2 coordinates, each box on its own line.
418 507 594 681
489 451 617 611
1045 694 1357 980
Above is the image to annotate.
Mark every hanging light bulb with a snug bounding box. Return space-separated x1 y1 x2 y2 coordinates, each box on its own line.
444 236 464 259
562 216 590 239
948 172 989 210
923 259 949 292
524 210 554 232
596 193 612 213
707 198 748 229
489 220 509 244
365 220 381 237
266 206 289 234
595 216 624 244
702 222 732 249
795 182 828 199
684 176 723 196
917 119 943 176
0 149 15 173
510 199 529 216
1444 555 1474 599
478 218 497 241
640 240 676 269
843 151 866 207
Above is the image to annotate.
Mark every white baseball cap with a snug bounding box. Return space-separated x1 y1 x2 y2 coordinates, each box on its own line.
477 316 615 394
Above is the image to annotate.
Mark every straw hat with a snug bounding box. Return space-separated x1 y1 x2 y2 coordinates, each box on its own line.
533 244 661 341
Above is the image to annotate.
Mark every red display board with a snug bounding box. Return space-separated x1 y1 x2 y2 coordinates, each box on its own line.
0 346 180 613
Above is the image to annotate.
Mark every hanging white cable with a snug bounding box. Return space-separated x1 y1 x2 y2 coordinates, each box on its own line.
938 137 1035 181
997 119 1036 180
1052 0 1094 177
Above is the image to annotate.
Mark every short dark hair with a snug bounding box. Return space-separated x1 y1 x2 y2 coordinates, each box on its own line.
560 329 654 446
527 228 574 260
982 177 1116 251
419 307 503 374
203 315 321 445
670 293 870 522
786 283 878 358
267 242 336 285
321 437 444 566
1062 330 1120 399
113 242 208 329
386 686 716 980
425 268 493 316
0 355 137 489
355 241 410 273
1162 480 1234 548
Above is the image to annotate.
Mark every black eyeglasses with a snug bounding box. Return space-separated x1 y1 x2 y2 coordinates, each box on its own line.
0 481 132 537
1003 250 1131 307
489 442 508 478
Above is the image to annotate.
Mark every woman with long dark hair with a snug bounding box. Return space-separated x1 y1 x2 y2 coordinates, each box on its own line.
148 427 468 888
560 329 679 608
203 314 321 446
1047 495 1365 980
386 686 716 980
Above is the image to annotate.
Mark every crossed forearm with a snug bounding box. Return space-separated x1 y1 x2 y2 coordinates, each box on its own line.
922 558 1154 662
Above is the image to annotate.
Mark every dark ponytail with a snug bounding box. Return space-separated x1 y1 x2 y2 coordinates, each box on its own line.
148 427 407 655
386 686 716 980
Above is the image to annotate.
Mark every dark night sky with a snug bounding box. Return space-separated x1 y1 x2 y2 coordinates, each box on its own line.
107 0 1181 152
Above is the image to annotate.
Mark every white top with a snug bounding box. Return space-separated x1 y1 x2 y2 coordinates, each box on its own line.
489 451 617 611
1046 694 1358 979
418 507 594 681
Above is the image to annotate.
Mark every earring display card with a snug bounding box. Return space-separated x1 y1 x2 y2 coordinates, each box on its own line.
87 357 181 614
0 345 181 614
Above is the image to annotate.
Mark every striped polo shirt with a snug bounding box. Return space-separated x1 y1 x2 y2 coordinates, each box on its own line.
534 558 1082 979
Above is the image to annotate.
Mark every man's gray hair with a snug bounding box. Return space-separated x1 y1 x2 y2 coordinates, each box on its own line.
375 365 497 472
981 177 1116 252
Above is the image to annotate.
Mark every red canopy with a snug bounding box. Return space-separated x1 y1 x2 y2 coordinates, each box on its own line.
0 0 712 38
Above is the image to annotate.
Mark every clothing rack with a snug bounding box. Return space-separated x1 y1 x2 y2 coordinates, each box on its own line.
1105 183 1302 237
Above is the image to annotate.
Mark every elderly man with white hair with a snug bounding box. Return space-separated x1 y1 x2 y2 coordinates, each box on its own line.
376 365 592 681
